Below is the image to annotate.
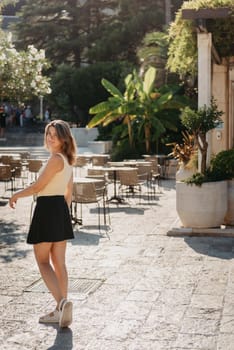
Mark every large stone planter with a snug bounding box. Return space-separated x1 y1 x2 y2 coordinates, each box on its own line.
224 179 234 226
176 180 228 228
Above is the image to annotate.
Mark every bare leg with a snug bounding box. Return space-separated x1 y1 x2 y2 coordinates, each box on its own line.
33 242 64 307
50 241 68 299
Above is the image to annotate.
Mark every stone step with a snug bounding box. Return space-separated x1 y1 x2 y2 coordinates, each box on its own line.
0 131 44 147
0 145 92 159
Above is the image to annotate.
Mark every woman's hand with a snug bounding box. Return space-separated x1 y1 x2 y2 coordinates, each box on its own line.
9 194 18 209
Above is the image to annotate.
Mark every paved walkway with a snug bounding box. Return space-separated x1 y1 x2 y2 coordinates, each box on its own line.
1 177 234 350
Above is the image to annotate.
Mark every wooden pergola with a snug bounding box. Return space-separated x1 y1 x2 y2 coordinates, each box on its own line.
182 7 232 64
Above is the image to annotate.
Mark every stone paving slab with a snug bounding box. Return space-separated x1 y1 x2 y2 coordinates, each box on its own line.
1 178 234 349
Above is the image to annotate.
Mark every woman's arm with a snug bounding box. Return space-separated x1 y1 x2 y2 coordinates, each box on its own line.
64 173 73 208
9 154 63 208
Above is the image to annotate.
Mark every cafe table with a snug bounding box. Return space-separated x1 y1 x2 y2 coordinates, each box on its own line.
101 166 136 204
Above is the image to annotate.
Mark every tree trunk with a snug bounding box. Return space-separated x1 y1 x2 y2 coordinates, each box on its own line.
144 124 151 154
197 133 208 174
126 115 133 148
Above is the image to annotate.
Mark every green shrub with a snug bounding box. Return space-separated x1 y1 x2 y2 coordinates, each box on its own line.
210 149 234 179
184 149 234 186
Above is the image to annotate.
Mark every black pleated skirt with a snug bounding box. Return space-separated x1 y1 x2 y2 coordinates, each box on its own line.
27 195 74 244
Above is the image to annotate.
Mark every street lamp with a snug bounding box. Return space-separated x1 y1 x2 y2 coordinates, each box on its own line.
39 95 43 120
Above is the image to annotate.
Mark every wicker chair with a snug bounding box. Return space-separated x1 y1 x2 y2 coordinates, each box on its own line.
87 167 107 180
9 159 25 189
27 159 43 181
72 180 110 235
0 165 13 196
74 156 89 176
1 155 13 165
91 155 109 166
118 168 147 202
137 162 161 199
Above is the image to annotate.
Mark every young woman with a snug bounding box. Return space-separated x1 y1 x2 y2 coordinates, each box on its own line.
9 120 77 328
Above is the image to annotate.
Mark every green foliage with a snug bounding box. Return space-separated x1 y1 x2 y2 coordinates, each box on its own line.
210 149 234 179
88 66 188 153
14 0 167 67
49 64 77 120
180 98 223 174
88 0 165 63
184 169 226 186
137 30 180 87
180 99 223 136
14 0 117 67
184 149 234 186
48 61 134 124
185 172 207 187
167 0 234 76
0 31 51 102
110 133 145 161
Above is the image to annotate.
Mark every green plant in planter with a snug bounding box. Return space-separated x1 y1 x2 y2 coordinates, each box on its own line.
180 99 223 183
185 149 234 186
210 149 234 179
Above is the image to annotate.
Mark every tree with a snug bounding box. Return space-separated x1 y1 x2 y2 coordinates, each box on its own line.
180 99 223 174
87 0 166 63
13 0 117 67
0 32 51 102
137 31 169 86
48 61 134 124
13 0 177 67
88 72 138 148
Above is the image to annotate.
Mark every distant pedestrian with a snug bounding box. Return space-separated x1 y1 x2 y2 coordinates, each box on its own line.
24 105 33 125
44 107 51 123
9 119 77 328
19 105 25 127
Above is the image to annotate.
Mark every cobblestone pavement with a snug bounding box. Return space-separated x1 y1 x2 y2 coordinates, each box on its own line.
1 177 234 350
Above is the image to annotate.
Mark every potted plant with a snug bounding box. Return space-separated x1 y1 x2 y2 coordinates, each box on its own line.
176 99 229 228
210 149 234 226
167 130 197 181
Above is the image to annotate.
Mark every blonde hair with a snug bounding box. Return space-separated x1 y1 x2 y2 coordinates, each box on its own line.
44 119 77 165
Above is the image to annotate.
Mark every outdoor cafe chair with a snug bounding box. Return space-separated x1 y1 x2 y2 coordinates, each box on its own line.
87 167 107 180
73 155 89 176
72 180 110 236
0 165 13 197
118 168 148 203
1 155 13 165
91 155 109 166
9 159 25 190
27 159 43 182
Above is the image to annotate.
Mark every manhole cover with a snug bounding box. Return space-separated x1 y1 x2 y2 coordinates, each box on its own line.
24 277 104 295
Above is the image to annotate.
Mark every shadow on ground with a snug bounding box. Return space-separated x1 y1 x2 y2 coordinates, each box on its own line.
71 228 104 246
184 236 234 260
41 325 73 350
0 219 30 262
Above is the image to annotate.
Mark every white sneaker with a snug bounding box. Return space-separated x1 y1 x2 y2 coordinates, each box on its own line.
39 309 60 324
59 298 73 328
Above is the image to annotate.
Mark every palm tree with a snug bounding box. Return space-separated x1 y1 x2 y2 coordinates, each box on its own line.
88 66 188 153
88 73 137 148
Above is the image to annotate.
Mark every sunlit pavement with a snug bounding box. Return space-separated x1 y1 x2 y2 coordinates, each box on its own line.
1 175 234 350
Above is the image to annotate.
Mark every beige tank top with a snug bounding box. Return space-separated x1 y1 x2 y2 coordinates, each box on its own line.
38 153 73 197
